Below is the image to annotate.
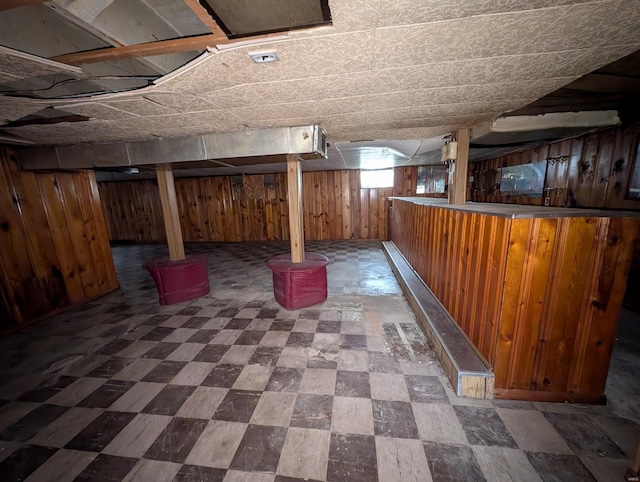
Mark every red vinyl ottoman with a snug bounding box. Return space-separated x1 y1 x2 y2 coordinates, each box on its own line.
143 255 210 305
267 253 329 310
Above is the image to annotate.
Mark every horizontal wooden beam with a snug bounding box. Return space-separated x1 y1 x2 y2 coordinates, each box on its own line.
0 0 49 12
50 33 227 65
49 31 287 66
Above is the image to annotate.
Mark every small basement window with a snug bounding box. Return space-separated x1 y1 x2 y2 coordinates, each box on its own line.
361 169 394 189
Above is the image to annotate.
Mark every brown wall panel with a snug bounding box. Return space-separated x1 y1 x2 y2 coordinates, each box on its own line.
99 170 392 242
0 147 118 327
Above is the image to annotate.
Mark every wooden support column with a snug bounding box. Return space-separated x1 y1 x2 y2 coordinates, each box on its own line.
448 127 470 205
156 164 185 261
286 154 305 263
631 436 640 474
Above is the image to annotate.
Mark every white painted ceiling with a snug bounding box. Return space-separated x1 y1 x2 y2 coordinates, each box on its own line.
0 0 639 173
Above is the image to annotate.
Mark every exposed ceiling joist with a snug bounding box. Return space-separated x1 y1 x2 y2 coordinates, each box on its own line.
181 0 227 38
50 33 226 65
49 31 289 65
46 0 197 73
0 0 49 12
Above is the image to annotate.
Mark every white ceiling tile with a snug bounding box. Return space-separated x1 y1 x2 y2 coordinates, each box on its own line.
101 98 177 116
366 81 537 110
603 24 640 47
366 100 533 123
229 97 367 120
556 45 640 78
377 0 593 27
0 96 42 121
200 85 263 109
60 103 139 121
520 0 640 54
369 58 509 94
365 126 456 141
0 45 83 82
366 114 488 131
373 8 562 69
519 77 580 99
143 93 218 112
248 73 374 103
223 32 376 84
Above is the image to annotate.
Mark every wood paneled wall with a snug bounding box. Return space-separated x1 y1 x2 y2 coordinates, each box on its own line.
470 123 640 311
99 170 392 243
390 199 640 402
0 147 118 327
470 123 640 210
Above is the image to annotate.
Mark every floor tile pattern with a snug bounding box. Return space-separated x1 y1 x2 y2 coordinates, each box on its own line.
0 241 637 481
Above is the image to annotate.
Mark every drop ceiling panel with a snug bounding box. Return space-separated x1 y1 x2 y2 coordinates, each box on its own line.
377 0 591 28
101 99 178 116
604 23 640 47
366 81 538 111
368 58 507 94
1 0 638 150
229 97 367 120
373 8 562 69
219 32 375 85
557 45 640 78
62 103 138 121
0 46 83 84
143 93 219 112
366 100 531 123
245 73 374 104
520 1 640 55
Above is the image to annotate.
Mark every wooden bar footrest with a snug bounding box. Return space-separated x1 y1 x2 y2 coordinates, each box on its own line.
383 241 494 399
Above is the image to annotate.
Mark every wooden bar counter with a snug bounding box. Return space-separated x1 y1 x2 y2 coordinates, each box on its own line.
389 197 640 403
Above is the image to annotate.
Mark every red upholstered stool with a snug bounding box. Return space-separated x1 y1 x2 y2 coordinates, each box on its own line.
266 253 329 310
143 255 210 305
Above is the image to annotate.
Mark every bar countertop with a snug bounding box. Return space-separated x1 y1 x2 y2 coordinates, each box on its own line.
389 197 640 219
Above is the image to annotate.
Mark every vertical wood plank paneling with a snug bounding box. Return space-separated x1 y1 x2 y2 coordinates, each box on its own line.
0 147 117 326
56 173 101 299
390 198 639 402
471 124 640 211
100 169 393 243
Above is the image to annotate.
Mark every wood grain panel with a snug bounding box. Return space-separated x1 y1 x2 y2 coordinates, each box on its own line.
470 123 640 321
0 147 118 327
471 124 640 210
390 198 640 401
98 170 391 243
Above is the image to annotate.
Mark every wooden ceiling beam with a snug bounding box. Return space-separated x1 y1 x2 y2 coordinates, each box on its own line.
50 33 227 65
49 32 284 66
181 0 227 38
0 0 49 12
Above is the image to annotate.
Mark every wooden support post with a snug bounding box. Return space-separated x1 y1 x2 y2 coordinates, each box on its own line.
156 164 185 261
286 154 305 263
448 127 470 205
631 435 640 473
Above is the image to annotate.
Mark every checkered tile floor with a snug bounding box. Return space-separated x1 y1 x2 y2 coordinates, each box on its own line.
0 241 637 481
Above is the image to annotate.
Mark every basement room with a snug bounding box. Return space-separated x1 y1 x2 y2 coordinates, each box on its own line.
0 1 640 481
